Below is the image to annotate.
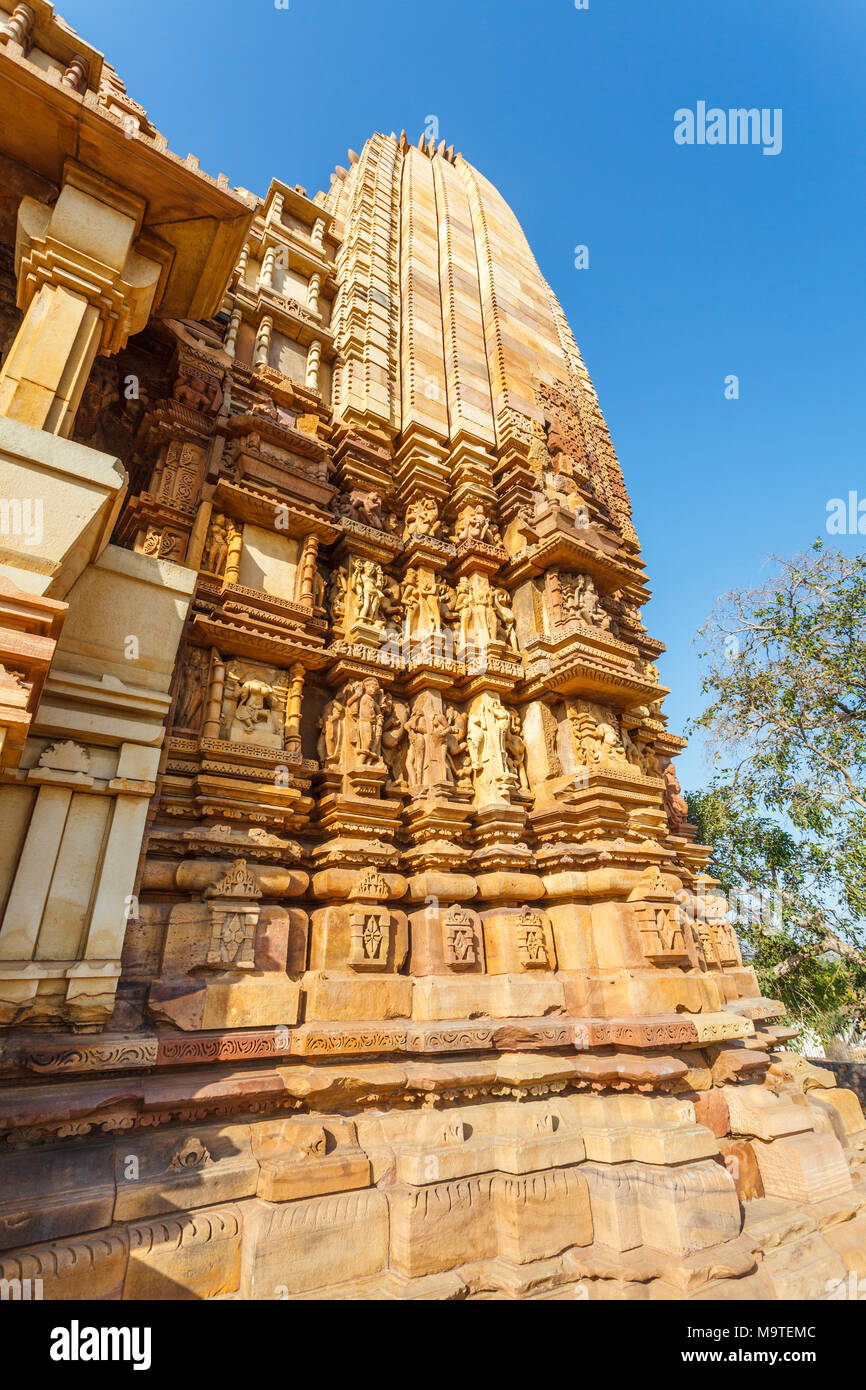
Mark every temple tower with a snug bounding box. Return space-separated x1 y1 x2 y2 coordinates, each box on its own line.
0 8 864 1300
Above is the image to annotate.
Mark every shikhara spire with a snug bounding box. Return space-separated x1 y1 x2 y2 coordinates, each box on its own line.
0 3 862 1303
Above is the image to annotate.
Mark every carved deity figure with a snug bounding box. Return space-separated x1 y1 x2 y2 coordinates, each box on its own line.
405 693 453 792
328 565 348 622
451 578 471 653
505 709 531 792
402 566 440 638
381 693 408 781
175 646 209 731
380 574 403 624
662 761 689 833
319 678 394 775
467 692 515 803
596 711 628 764
318 690 347 765
474 578 499 644
451 574 498 653
493 586 520 655
641 660 664 716
446 707 472 789
74 360 119 439
405 704 428 788
352 559 385 625
335 489 387 530
621 724 658 776
203 512 239 577
453 503 501 547
346 678 386 766
561 572 610 630
227 668 284 747
438 580 458 630
174 369 221 414
570 701 627 769
403 496 441 538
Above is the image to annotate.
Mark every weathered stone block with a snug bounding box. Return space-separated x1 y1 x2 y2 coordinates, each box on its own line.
243 1189 389 1297
124 1205 243 1300
753 1132 854 1204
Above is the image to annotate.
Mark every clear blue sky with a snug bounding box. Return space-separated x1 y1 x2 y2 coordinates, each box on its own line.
61 0 866 787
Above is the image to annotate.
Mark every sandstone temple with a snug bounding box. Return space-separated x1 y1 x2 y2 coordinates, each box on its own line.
0 3 863 1302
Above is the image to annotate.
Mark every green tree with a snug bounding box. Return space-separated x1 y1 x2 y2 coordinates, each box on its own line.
686 542 866 1037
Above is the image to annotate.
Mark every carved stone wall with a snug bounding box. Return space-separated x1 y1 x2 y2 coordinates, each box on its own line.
0 10 862 1303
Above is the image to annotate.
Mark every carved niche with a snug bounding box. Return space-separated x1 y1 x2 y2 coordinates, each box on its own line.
347 866 393 970
405 690 454 794
223 663 287 748
203 860 262 970
466 691 516 805
568 700 629 770
348 907 391 970
403 496 441 539
174 646 209 732
627 867 690 966
515 905 551 970
442 905 481 969
552 571 610 630
317 677 395 776
203 511 241 578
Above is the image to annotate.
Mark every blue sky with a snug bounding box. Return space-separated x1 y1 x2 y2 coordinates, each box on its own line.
61 0 866 787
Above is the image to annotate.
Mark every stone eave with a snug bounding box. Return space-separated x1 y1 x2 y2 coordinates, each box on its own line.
0 48 253 318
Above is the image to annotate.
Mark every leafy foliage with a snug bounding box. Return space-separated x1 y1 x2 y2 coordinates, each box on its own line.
686 543 866 1037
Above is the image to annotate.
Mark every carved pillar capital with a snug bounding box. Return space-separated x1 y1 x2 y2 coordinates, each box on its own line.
0 162 171 435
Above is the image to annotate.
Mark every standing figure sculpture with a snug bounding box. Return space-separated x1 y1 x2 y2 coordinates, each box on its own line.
662 761 690 833
353 559 385 625
505 709 531 792
175 646 209 732
318 691 347 765
493 586 520 655
405 703 428 788
347 678 386 765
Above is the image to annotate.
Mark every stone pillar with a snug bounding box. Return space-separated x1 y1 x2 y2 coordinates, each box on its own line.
234 243 249 285
307 273 322 315
61 55 88 92
297 534 320 605
285 662 305 755
0 163 167 437
223 523 243 586
305 338 322 391
223 306 242 358
259 246 276 292
203 651 227 739
0 3 34 48
0 784 73 961
82 788 152 961
254 314 273 367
